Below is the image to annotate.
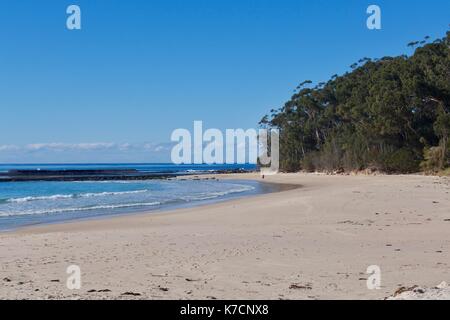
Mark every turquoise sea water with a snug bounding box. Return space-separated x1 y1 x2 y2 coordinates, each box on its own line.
0 164 262 230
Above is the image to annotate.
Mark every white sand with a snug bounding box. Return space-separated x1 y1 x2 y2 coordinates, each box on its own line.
0 173 449 300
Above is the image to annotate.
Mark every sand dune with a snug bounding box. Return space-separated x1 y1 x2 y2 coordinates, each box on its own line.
0 173 449 300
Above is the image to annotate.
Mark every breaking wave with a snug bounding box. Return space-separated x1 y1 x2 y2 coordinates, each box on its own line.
6 190 149 203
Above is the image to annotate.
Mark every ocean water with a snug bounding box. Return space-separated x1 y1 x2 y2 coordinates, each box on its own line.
0 163 256 174
0 164 262 231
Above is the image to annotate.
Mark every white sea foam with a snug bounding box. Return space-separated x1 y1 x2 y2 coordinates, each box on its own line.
0 201 161 217
7 194 74 203
78 190 149 198
7 189 149 203
0 182 256 219
181 185 254 201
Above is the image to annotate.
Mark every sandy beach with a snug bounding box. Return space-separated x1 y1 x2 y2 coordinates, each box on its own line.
1 173 449 300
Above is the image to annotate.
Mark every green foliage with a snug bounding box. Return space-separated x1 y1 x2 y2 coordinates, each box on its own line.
439 167 450 176
261 30 450 174
420 146 445 172
380 148 420 173
301 152 317 172
280 158 301 172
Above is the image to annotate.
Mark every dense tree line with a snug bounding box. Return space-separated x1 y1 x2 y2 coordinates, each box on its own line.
260 30 450 173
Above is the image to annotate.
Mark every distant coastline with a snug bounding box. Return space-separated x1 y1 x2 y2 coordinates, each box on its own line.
0 163 257 182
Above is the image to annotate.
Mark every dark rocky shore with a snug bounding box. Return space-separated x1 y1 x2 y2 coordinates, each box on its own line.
0 168 252 182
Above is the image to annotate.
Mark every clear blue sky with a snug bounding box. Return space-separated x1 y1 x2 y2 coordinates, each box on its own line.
0 0 449 163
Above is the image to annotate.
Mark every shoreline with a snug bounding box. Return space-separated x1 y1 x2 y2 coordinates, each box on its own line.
1 176 298 234
1 172 449 299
